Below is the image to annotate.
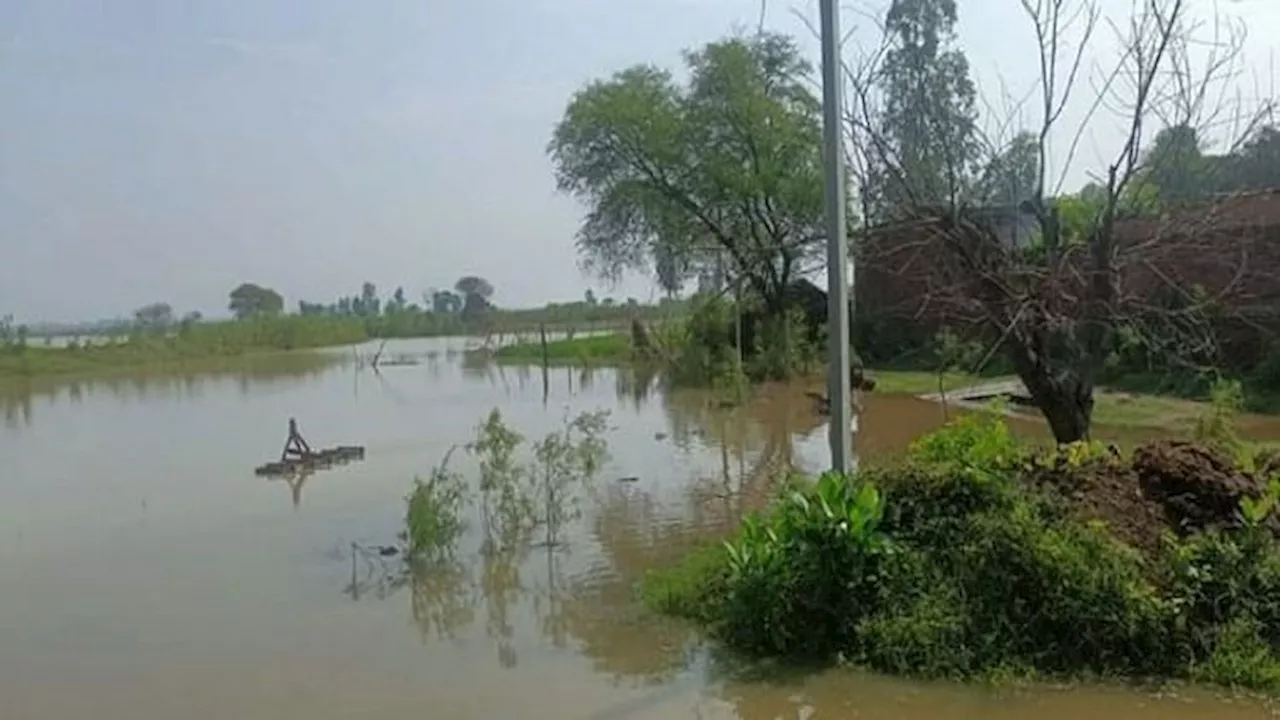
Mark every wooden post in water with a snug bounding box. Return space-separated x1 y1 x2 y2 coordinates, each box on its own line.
539 324 550 405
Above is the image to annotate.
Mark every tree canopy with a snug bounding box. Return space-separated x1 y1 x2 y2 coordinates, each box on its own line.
863 0 979 218
133 302 175 331
228 283 284 320
549 33 829 313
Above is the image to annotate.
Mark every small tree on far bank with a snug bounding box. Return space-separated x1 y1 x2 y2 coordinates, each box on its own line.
455 276 495 319
133 302 175 332
228 283 285 319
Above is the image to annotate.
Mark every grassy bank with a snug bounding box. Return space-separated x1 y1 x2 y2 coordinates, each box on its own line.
644 410 1280 691
492 332 635 365
486 332 1248 431
0 315 366 382
872 370 1232 431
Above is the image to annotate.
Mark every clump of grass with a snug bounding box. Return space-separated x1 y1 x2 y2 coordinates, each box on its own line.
493 334 633 364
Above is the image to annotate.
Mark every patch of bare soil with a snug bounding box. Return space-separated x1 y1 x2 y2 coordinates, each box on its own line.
1133 441 1267 534
1028 450 1167 557
1029 440 1271 557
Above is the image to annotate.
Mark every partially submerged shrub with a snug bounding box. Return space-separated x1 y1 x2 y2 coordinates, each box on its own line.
716 474 888 658
406 447 467 561
647 412 1280 689
409 408 612 555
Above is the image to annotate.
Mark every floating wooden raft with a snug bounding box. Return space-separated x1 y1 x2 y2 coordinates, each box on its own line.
254 446 365 477
254 418 365 477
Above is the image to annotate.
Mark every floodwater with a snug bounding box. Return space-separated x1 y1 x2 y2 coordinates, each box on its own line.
0 337 1276 720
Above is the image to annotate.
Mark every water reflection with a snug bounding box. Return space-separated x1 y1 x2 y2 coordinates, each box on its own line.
0 354 333 430
10 343 1278 719
263 469 314 508
410 558 475 644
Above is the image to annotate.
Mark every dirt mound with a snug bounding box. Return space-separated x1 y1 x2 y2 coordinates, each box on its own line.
1028 451 1167 556
1132 441 1264 534
1027 440 1273 556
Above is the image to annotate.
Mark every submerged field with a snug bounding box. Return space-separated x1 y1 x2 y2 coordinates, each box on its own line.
6 337 1280 719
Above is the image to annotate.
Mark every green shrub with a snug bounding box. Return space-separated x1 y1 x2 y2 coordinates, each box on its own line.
406 449 467 561
906 408 1024 483
647 413 1280 689
715 473 889 658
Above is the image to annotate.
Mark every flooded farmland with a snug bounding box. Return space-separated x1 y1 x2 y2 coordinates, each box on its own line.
1 337 1276 719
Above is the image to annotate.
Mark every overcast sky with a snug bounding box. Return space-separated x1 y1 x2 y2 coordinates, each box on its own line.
2 0 1277 323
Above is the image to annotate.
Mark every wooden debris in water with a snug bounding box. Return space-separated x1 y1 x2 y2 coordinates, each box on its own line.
254 418 366 477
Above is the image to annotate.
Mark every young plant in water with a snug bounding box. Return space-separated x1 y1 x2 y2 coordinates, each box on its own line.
531 409 611 548
469 409 535 548
405 446 467 562
466 407 611 550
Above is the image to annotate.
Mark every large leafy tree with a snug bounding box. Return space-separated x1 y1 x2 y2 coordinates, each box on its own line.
228 283 284 319
865 0 979 219
548 33 828 316
455 275 495 318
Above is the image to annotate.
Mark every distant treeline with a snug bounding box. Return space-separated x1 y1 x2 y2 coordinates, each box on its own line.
0 279 689 380
6 277 688 343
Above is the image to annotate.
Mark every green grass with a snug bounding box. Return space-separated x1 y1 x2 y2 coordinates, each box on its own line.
866 369 1001 395
493 333 633 364
868 369 1267 431
0 315 367 383
1090 391 1214 430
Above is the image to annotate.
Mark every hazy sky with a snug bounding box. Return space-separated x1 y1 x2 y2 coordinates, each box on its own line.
2 0 1278 323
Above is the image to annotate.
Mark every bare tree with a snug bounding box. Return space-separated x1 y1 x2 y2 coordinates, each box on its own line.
837 0 1274 442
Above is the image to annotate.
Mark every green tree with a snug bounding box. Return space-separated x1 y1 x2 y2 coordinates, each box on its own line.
549 33 827 321
867 0 979 218
1223 125 1280 191
387 286 407 314
228 283 284 319
976 131 1039 207
1143 124 1212 207
431 289 462 314
355 282 380 317
454 276 494 303
133 302 175 331
455 276 494 318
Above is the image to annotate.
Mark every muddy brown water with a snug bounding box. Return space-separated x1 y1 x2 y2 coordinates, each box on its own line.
2 337 1277 719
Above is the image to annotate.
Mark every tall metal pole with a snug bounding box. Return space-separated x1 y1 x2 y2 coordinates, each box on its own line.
820 0 853 474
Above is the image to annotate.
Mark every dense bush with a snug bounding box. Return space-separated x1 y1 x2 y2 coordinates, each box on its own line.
646 411 1280 689
665 294 818 390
